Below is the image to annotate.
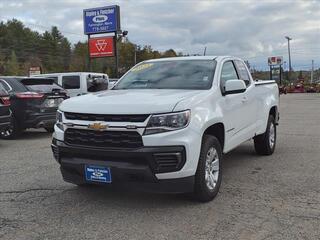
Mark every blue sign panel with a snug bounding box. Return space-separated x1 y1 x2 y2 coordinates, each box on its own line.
83 5 120 35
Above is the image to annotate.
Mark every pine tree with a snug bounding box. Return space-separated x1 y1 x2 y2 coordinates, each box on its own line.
5 51 19 75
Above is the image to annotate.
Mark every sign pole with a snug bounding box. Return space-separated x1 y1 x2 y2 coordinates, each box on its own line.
114 35 119 78
88 35 91 71
280 64 282 85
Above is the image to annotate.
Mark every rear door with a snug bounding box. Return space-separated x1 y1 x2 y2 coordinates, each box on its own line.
234 60 258 140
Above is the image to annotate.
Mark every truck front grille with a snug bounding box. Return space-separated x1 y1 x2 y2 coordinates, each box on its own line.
64 128 143 149
64 112 149 122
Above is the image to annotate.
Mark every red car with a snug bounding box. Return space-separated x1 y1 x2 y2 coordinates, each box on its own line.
289 84 305 93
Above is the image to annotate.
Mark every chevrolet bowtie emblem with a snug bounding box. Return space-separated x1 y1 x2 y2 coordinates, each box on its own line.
88 122 108 131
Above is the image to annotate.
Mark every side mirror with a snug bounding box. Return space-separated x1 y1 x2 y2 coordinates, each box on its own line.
224 80 246 95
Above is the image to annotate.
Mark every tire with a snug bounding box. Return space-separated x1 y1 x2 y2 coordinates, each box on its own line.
0 116 22 139
254 115 276 155
45 127 55 133
193 135 222 202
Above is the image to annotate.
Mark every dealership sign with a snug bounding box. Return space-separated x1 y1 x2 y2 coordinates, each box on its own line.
83 5 120 34
29 66 41 76
268 56 283 66
89 37 114 58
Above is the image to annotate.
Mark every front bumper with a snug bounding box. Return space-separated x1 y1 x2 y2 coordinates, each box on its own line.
52 139 194 193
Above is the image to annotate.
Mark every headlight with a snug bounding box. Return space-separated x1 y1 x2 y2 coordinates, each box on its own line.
56 110 63 130
144 110 190 135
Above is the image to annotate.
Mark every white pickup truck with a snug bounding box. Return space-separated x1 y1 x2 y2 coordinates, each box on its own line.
52 56 279 202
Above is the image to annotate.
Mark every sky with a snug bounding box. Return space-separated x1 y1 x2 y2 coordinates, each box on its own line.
0 0 319 70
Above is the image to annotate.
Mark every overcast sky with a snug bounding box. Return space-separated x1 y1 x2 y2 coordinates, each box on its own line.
0 0 319 70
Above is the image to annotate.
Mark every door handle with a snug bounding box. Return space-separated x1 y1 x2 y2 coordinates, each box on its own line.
241 96 248 103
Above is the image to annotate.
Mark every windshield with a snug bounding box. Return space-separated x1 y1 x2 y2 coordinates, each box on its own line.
113 60 216 90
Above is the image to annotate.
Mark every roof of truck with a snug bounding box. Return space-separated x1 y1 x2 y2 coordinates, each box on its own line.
144 56 241 63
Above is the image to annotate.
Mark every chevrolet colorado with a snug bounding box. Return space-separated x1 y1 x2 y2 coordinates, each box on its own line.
52 56 279 202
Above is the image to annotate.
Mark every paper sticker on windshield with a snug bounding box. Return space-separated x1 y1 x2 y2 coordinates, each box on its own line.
131 63 153 72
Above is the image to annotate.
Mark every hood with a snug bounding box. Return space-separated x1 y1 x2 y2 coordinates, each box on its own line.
59 89 204 114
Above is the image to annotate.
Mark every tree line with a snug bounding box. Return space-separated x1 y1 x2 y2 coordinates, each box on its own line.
0 19 180 77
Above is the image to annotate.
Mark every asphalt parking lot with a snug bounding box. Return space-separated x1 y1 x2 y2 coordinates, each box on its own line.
0 93 319 240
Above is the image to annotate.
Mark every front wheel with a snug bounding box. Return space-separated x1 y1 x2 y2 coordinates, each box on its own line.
254 115 276 155
193 135 222 202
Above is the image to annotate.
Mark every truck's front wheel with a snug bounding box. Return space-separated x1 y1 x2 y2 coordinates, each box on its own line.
254 115 276 155
193 135 222 202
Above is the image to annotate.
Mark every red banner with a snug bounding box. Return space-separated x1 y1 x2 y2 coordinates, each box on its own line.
89 37 114 58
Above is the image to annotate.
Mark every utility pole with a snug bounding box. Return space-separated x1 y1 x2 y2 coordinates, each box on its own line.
285 36 292 81
203 46 207 56
134 45 137 65
311 60 314 84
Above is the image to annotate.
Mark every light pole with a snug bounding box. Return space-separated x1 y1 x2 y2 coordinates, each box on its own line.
285 36 292 81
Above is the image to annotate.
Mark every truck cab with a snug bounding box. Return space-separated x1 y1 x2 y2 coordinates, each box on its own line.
33 72 109 97
51 56 279 202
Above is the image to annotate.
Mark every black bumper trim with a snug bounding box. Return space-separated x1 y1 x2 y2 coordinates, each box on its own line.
52 139 193 193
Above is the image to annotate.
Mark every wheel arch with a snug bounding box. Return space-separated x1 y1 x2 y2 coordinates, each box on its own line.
202 123 225 151
269 105 279 124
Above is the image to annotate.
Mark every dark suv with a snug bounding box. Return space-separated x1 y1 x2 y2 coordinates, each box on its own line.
0 77 68 139
0 83 11 133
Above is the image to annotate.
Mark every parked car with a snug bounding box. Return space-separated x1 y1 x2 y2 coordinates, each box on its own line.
288 83 305 93
51 56 279 202
33 72 109 97
0 77 68 139
108 78 119 89
278 85 287 94
306 85 317 93
0 83 11 134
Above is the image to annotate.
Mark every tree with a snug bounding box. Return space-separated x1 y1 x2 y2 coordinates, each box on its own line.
0 19 184 76
5 51 19 75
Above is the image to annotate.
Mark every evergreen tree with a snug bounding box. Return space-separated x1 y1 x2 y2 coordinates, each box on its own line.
5 51 19 75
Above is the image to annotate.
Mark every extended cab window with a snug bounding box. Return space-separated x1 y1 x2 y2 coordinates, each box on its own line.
220 61 239 91
234 60 251 86
62 76 80 89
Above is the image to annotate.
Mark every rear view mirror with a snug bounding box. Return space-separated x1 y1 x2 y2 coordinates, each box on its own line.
224 80 246 95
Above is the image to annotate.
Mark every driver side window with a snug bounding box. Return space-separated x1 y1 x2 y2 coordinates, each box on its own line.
220 61 239 91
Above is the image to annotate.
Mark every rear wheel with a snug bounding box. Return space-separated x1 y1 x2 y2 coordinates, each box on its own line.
0 116 22 139
193 135 222 202
254 115 276 155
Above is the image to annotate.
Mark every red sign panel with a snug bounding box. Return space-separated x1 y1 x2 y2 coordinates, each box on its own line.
89 37 114 58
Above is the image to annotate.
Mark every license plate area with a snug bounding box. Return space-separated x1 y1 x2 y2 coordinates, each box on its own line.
85 165 112 183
